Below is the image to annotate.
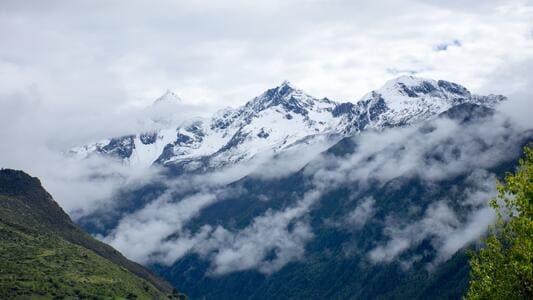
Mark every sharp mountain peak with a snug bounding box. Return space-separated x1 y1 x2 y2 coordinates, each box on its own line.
153 89 182 105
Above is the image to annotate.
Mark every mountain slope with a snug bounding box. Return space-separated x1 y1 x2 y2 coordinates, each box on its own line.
0 222 167 299
0 169 184 299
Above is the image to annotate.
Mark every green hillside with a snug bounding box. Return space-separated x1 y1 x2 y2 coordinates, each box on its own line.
0 169 185 299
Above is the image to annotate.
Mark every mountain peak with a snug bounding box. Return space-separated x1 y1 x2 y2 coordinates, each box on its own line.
381 75 472 99
242 80 325 115
144 90 185 125
372 75 471 104
153 89 182 105
280 80 294 88
387 75 429 85
275 80 299 97
355 76 504 127
382 75 438 94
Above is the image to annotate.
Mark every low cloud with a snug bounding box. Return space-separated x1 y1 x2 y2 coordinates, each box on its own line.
105 189 321 274
345 197 376 229
207 190 319 275
368 200 496 266
308 112 526 190
102 192 218 263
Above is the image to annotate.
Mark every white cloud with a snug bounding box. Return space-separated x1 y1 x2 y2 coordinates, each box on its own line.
103 192 218 263
208 191 319 274
345 197 376 229
104 188 321 274
368 200 496 266
308 112 527 190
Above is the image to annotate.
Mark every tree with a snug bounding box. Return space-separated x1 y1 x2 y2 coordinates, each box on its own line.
466 146 533 299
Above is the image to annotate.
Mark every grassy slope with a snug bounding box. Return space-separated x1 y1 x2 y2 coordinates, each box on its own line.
0 169 185 299
0 221 166 299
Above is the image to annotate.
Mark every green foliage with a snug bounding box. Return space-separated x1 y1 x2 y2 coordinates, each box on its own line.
0 222 168 299
467 146 533 299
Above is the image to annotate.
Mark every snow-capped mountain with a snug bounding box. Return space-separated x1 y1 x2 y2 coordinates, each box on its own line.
70 76 505 169
362 76 504 127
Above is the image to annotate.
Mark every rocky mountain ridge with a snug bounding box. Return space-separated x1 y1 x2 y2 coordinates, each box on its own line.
70 76 505 170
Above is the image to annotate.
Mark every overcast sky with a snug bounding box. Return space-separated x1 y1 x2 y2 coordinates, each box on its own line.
0 0 532 161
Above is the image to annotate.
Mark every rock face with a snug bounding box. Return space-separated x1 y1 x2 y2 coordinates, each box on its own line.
70 76 505 170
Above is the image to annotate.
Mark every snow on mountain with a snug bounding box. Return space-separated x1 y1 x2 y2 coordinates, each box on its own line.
362 75 505 127
154 81 343 169
69 76 506 169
